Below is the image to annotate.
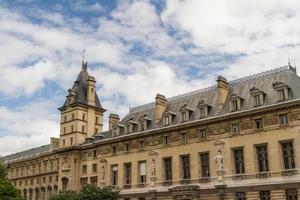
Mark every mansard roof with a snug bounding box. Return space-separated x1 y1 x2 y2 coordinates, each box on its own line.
89 65 300 144
1 145 53 164
59 62 104 111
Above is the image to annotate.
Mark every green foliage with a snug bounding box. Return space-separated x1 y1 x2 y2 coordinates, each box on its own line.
0 160 7 180
49 186 119 200
0 179 24 200
49 190 78 200
0 160 23 200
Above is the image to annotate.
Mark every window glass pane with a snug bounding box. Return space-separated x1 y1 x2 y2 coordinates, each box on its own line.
139 162 146 176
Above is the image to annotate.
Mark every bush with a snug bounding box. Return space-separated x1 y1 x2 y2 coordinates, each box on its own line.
49 186 119 200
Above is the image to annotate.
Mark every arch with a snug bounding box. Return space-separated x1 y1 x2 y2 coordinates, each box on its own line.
54 185 58 194
41 187 46 200
23 188 27 199
35 188 40 200
61 177 69 192
47 186 53 199
29 188 33 200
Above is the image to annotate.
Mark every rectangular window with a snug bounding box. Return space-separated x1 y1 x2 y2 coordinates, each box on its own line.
286 189 298 200
70 137 73 146
181 132 187 143
259 191 270 200
254 95 261 106
93 150 97 158
279 114 288 125
256 145 269 172
164 158 172 181
199 129 207 139
281 141 295 170
112 146 117 154
80 178 88 188
111 165 118 186
139 140 145 150
82 165 87 174
164 115 170 126
231 100 238 111
200 153 210 178
82 113 85 121
199 107 206 118
181 111 186 121
125 144 130 152
90 177 97 187
92 163 97 173
278 89 286 101
139 161 146 184
124 163 132 185
181 155 190 180
232 123 240 133
126 124 131 134
82 152 87 160
233 148 245 174
140 121 145 131
235 192 246 200
164 135 170 145
255 118 263 129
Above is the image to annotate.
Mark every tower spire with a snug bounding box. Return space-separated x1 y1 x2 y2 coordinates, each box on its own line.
81 49 87 70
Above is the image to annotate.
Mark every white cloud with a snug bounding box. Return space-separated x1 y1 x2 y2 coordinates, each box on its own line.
0 98 60 156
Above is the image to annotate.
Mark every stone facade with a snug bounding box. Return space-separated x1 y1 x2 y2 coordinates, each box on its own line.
3 64 300 200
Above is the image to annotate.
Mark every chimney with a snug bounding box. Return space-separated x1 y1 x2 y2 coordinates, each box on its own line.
109 113 120 130
87 76 96 106
50 137 59 150
217 76 229 111
155 94 167 124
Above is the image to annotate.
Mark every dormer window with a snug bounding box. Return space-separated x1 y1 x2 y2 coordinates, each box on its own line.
163 111 176 126
139 115 151 131
125 119 138 134
230 94 243 112
250 87 265 107
272 81 290 102
180 104 193 122
197 100 211 119
112 124 122 137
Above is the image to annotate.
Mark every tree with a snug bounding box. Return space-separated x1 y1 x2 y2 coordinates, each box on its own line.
49 186 119 200
0 160 24 200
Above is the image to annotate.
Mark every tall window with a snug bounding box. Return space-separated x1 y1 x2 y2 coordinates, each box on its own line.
232 123 240 134
235 192 246 200
111 165 118 186
279 114 288 125
259 191 270 200
286 189 298 200
164 135 170 145
164 158 172 181
93 150 97 158
181 155 190 180
254 95 261 106
139 161 146 184
200 153 210 178
278 89 286 101
164 115 170 126
256 145 269 172
255 118 263 129
82 165 87 174
181 132 187 143
281 141 295 170
199 129 207 139
233 148 245 174
199 107 206 118
124 163 131 185
92 164 97 173
90 177 97 187
231 100 239 111
181 111 187 122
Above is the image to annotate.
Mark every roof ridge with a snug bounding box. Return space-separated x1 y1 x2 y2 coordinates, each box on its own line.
129 65 296 113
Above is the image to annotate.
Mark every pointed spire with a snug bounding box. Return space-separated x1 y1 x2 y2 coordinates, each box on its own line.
81 49 87 71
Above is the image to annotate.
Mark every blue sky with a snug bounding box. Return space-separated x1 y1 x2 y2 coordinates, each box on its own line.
0 0 300 155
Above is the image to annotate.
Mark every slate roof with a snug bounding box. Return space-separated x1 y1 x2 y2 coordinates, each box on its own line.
1 145 53 164
89 65 300 143
60 62 104 110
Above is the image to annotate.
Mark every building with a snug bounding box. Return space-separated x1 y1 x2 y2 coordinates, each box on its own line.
2 62 300 200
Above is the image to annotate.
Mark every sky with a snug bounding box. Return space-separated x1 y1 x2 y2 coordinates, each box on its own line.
1 0 300 156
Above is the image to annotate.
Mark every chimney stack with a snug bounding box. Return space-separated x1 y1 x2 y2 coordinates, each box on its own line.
154 94 167 124
217 76 229 111
109 113 120 130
